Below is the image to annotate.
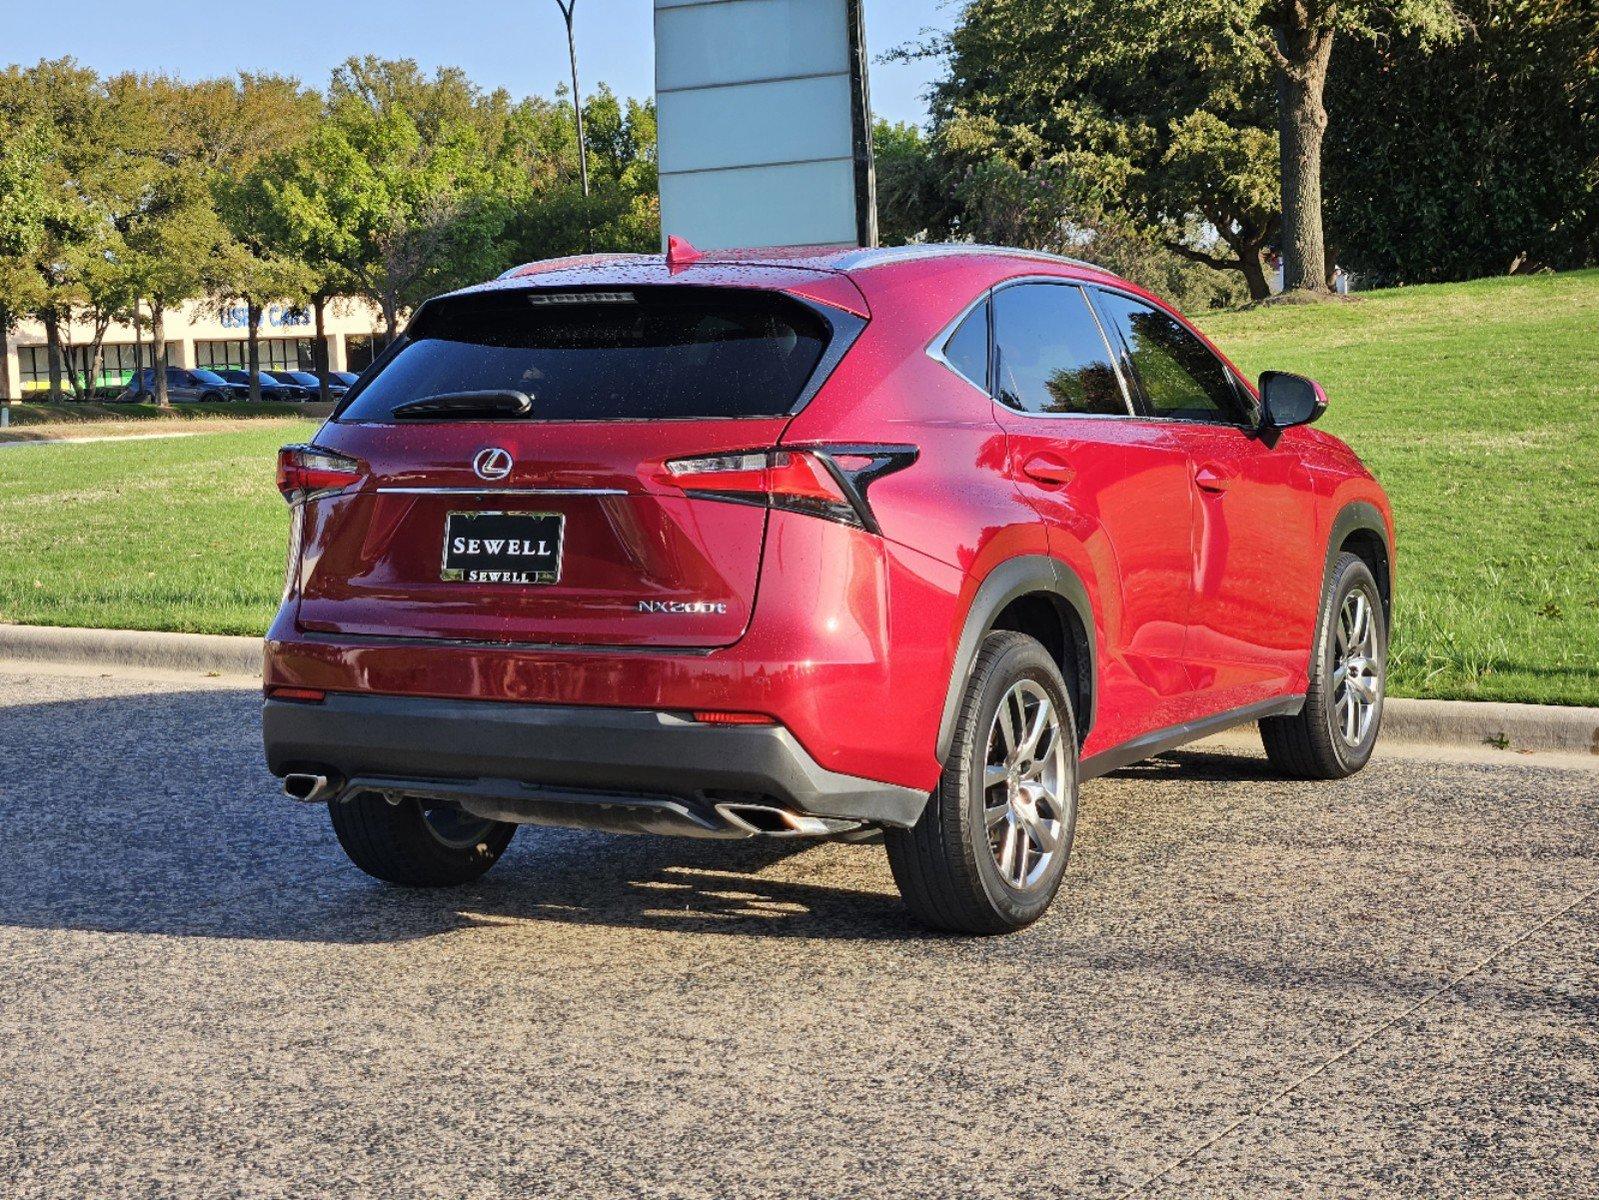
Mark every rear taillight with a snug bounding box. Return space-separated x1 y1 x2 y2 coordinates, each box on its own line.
663 445 916 533
277 444 363 504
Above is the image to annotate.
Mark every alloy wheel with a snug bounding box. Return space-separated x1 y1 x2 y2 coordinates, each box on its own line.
982 680 1073 892
1332 589 1383 748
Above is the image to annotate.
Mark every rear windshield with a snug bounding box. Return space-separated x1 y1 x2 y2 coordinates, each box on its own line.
337 287 835 422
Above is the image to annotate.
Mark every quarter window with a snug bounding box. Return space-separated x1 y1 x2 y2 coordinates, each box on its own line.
1093 291 1248 425
940 298 990 393
992 283 1127 416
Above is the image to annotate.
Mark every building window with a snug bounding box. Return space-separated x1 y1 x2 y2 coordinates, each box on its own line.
343 334 391 373
194 338 317 374
18 344 144 396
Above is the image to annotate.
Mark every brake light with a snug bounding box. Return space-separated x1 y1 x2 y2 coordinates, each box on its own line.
277 444 363 504
663 445 917 532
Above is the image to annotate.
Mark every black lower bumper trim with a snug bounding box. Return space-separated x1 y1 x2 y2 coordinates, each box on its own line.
264 693 929 829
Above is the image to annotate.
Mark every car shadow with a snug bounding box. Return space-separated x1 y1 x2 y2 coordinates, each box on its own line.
0 686 923 945
0 685 1290 947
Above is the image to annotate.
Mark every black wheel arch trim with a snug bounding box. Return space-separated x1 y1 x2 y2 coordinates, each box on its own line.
935 554 1097 765
1321 499 1392 625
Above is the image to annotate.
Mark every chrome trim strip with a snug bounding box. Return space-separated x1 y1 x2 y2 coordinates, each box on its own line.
375 486 629 497
924 287 993 397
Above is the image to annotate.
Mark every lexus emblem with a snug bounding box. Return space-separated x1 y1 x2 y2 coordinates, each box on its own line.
473 447 514 481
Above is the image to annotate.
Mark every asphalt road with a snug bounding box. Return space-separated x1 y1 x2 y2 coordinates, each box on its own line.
1 663 1595 1199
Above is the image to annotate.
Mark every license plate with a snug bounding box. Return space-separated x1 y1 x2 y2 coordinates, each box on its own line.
441 511 564 584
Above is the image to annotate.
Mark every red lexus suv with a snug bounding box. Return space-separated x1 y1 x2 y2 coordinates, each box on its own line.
264 243 1393 934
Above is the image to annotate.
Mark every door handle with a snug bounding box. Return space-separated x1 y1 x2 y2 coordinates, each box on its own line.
1023 454 1076 486
1194 463 1234 493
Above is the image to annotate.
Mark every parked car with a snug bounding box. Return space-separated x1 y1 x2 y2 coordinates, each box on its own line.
215 369 307 401
117 367 248 403
331 371 362 389
264 243 1394 935
277 370 348 399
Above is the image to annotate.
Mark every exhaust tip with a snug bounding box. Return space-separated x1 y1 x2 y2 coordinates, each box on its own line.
283 772 340 804
713 802 861 838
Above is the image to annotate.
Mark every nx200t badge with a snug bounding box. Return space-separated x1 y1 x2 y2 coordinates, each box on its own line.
639 601 729 615
473 447 514 481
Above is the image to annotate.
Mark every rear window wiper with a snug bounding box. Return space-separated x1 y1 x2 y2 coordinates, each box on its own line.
391 390 534 420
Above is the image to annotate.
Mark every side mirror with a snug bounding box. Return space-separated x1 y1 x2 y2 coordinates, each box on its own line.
1258 371 1327 431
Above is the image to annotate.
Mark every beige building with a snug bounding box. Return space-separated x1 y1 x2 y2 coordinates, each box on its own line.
2 296 393 399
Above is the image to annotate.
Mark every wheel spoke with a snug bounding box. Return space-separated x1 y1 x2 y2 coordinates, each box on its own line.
1020 697 1052 761
985 801 1010 830
996 817 1016 875
983 763 1009 791
1021 809 1061 855
998 692 1022 759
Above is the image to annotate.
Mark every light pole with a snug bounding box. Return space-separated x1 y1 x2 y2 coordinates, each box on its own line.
553 0 591 199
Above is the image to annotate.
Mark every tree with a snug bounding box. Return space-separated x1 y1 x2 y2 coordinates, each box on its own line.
208 76 320 400
1257 0 1458 293
122 162 232 407
924 0 1284 300
283 60 510 343
0 109 54 400
0 60 108 400
1324 0 1599 281
872 120 946 246
499 87 659 261
925 0 1458 299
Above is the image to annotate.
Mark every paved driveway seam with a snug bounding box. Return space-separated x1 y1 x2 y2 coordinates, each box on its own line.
1119 879 1599 1196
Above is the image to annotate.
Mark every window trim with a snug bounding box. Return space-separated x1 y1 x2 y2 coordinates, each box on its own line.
925 288 993 397
1086 284 1259 430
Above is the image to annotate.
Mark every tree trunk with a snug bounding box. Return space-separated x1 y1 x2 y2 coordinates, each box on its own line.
380 296 399 346
152 302 169 408
42 309 64 402
313 294 330 405
0 305 11 402
246 300 263 403
1273 21 1335 295
1238 247 1272 303
60 325 86 400
132 299 143 387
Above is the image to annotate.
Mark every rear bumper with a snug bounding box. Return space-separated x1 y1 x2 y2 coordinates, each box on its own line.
263 692 929 829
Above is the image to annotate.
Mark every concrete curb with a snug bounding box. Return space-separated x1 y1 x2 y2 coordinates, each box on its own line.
0 623 261 678
2 623 1595 756
1379 698 1599 758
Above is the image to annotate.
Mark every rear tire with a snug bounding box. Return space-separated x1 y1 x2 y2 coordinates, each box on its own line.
328 793 516 887
1260 552 1387 778
886 631 1079 935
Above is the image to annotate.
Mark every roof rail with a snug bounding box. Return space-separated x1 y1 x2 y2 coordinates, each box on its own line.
830 243 1103 273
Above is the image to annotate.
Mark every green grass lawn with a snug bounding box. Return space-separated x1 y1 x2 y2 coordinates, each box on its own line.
1196 269 1599 706
0 423 316 635
1 271 1596 705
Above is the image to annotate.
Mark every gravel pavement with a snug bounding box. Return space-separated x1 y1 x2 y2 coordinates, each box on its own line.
1 664 1595 1199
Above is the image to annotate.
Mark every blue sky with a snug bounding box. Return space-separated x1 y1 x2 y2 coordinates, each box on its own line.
4 0 958 126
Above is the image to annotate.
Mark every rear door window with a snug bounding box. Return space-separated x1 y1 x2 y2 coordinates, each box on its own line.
338 287 839 422
1092 291 1250 425
992 283 1129 416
